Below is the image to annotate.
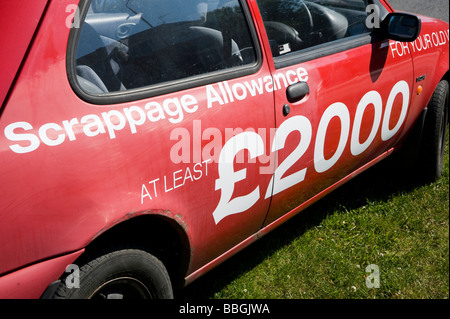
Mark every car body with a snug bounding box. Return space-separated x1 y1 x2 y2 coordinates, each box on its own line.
0 0 448 299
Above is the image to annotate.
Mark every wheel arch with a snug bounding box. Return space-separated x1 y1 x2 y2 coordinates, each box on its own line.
443 70 450 98
444 70 450 118
389 71 449 173
77 211 192 289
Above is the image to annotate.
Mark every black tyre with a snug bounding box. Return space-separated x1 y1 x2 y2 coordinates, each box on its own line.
52 247 173 299
418 80 449 182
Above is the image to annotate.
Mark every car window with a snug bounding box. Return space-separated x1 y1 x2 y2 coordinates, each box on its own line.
255 0 386 58
73 0 257 95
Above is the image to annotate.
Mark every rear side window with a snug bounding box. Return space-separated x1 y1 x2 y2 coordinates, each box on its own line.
70 0 258 99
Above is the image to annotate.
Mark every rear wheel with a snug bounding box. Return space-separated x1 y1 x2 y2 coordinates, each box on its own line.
52 247 173 299
418 80 449 182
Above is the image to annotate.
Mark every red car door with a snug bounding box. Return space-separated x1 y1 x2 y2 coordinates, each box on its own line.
252 0 416 225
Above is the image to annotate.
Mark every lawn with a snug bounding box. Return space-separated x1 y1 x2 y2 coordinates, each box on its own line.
180 130 449 299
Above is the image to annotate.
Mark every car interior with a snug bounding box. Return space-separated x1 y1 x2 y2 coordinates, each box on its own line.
73 0 377 94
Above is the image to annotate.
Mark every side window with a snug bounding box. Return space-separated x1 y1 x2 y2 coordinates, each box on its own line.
72 0 257 95
91 0 128 13
255 0 387 58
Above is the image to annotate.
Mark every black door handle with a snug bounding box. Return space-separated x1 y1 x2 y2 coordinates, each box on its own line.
286 81 309 103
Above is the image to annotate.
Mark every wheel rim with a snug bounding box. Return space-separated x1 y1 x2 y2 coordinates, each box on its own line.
89 277 154 299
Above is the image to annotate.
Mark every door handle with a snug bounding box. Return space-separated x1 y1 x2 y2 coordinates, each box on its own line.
286 81 309 103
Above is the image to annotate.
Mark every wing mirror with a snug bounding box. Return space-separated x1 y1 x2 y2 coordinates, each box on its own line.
381 12 421 42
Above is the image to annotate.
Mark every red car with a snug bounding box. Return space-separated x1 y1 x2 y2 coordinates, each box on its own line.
0 0 448 299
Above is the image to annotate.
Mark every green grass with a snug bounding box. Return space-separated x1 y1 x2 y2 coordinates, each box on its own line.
180 130 449 299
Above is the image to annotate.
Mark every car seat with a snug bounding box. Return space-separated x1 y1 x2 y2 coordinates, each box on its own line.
76 22 126 93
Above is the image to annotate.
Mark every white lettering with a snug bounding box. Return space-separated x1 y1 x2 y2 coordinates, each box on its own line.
244 78 264 96
231 82 247 101
81 114 106 137
124 106 146 134
141 184 153 203
314 102 350 173
181 94 198 113
381 80 409 141
212 132 264 224
145 101 165 122
163 98 184 124
38 123 66 146
62 118 79 141
206 84 225 108
392 29 449 58
102 110 126 139
4 122 40 154
351 91 383 156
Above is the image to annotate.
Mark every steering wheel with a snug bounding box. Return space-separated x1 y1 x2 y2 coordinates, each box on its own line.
259 0 315 54
294 0 315 46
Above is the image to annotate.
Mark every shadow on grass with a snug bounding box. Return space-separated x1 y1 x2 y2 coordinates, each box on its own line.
175 153 443 299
